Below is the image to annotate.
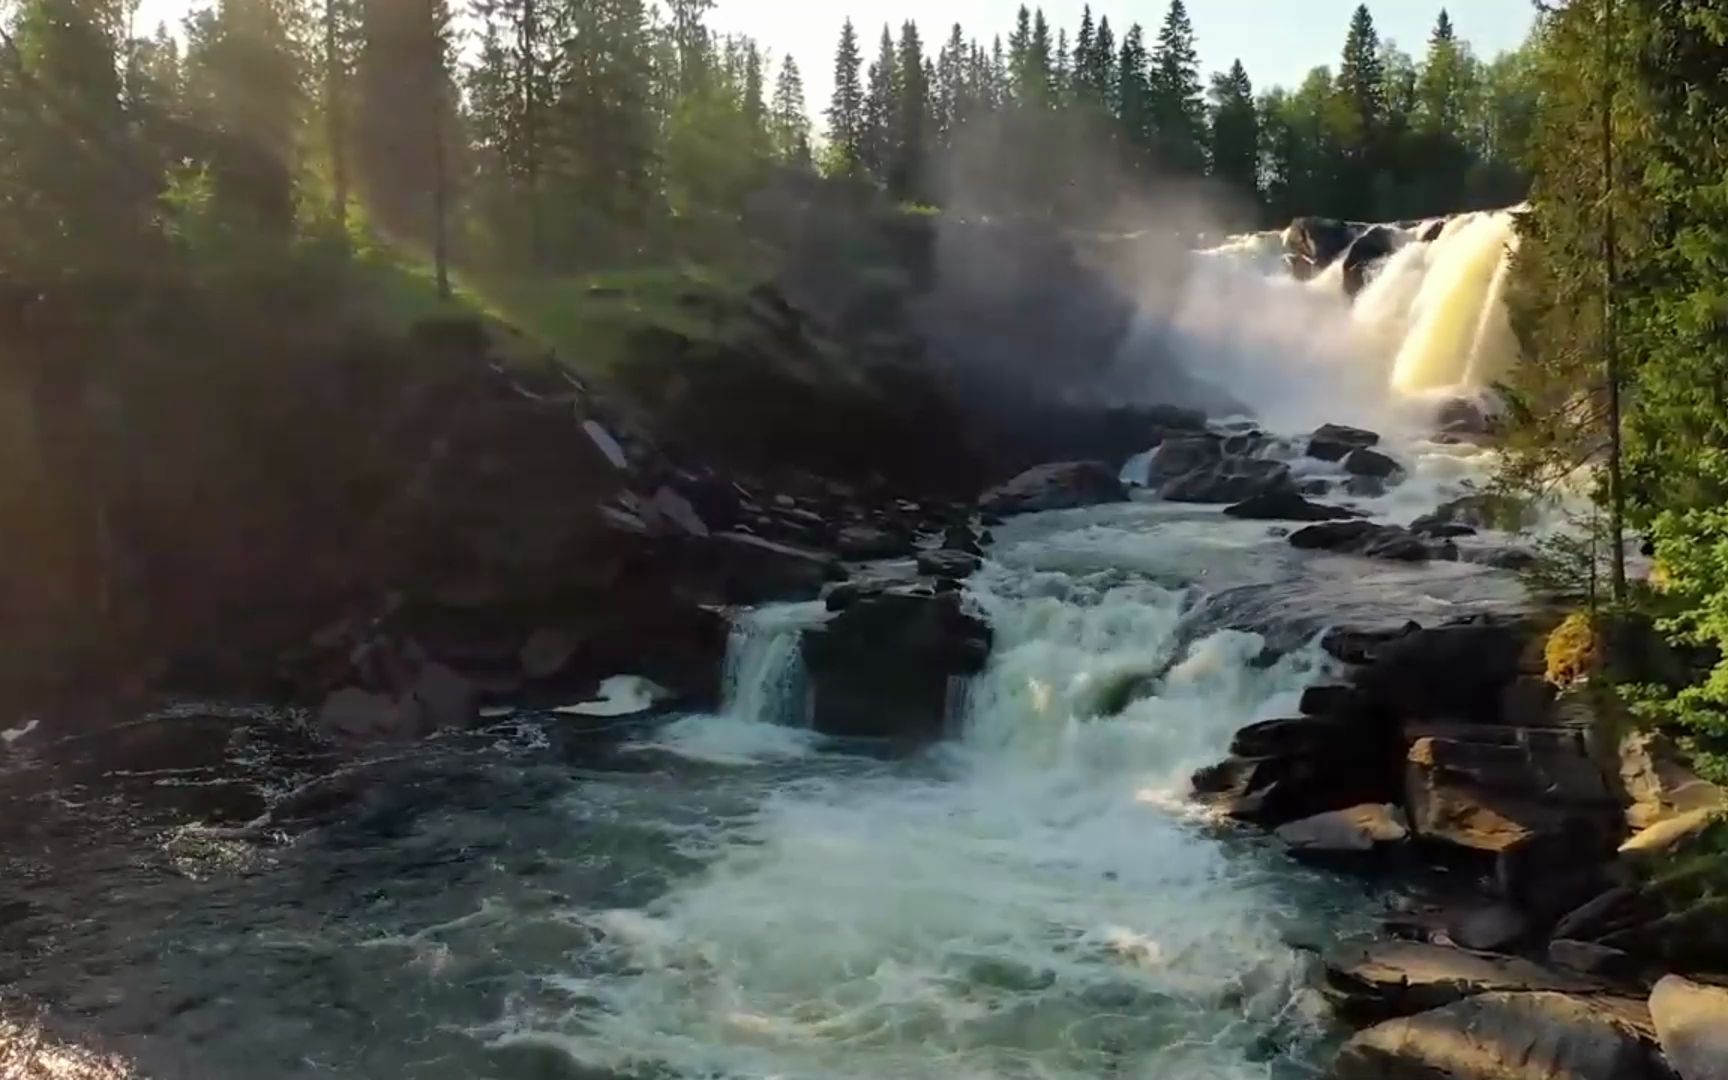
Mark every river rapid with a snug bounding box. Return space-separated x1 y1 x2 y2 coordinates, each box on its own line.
0 447 1530 1080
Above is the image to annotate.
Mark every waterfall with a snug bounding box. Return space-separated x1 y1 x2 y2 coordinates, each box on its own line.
629 600 829 764
720 601 828 727
1191 208 1522 428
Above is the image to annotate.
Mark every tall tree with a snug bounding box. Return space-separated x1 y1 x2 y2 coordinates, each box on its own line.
826 17 864 176
1209 59 1257 207
861 24 897 180
890 20 928 199
770 55 810 166
1337 4 1386 140
1417 6 1474 136
1150 0 1205 172
1117 22 1151 152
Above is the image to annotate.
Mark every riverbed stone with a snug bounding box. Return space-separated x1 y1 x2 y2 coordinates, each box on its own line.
1330 991 1666 1080
1649 975 1728 1080
979 461 1127 516
1322 940 1597 1023
1308 423 1382 462
1224 489 1361 522
1344 447 1403 480
1276 804 1408 853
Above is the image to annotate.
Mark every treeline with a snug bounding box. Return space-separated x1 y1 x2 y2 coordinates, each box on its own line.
821 1 1539 225
1503 0 1728 779
0 0 813 287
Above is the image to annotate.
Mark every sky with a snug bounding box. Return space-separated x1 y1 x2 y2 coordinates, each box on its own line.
131 0 1538 129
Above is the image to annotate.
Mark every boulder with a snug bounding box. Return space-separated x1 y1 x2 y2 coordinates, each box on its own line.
916 549 983 580
1144 435 1224 486
835 524 914 561
1446 902 1530 952
1344 475 1389 499
1359 621 1529 722
1620 807 1726 860
315 661 478 743
1435 396 1498 438
1161 458 1294 504
1600 897 1728 974
1322 940 1600 1023
1224 489 1361 522
520 627 583 680
1231 715 1363 757
1331 992 1666 1080
1277 804 1409 853
1649 975 1728 1080
1548 939 1633 978
1413 493 1535 533
1289 521 1431 562
1403 732 1621 855
1344 447 1403 480
1285 216 1365 280
1321 624 1420 666
1619 731 1726 832
801 588 991 741
1341 226 1409 297
1308 423 1382 462
707 532 844 602
979 461 1127 516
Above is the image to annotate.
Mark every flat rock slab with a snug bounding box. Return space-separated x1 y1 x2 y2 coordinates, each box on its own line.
1331 991 1666 1080
1650 975 1728 1080
1324 940 1600 1023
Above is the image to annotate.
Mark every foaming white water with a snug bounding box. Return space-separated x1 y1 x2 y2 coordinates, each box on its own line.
629 601 829 764
1183 208 1522 431
514 518 1348 1078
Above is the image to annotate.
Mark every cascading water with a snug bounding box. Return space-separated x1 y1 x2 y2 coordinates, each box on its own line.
1186 207 1522 430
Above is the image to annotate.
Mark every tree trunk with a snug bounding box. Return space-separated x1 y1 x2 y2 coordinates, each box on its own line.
326 0 349 234
428 0 451 300
1601 0 1627 607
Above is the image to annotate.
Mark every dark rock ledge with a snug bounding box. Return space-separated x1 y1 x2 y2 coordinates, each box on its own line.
1194 613 1728 1080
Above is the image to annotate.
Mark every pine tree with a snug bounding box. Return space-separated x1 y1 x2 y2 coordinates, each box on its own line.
862 24 898 181
826 18 864 176
890 20 928 199
552 0 658 249
1007 6 1032 102
1074 5 1095 102
935 23 966 145
1093 16 1115 113
1338 4 1386 140
770 55 810 166
1209 58 1257 207
181 0 304 237
1417 6 1473 136
1117 22 1151 153
1150 0 1205 173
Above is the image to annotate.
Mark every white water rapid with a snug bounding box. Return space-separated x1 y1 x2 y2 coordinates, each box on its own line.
470 211 1537 1079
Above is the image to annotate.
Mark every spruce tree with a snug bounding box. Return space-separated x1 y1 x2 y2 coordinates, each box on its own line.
862 25 898 181
1074 5 1095 102
1209 59 1258 206
1150 0 1205 173
826 18 864 176
1093 16 1115 113
891 21 928 200
1417 6 1472 136
1117 23 1151 154
1338 4 1386 139
769 57 810 165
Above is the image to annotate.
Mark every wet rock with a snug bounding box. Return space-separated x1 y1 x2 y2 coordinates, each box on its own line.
649 485 709 538
1321 624 1419 666
315 661 477 743
1300 684 1368 718
979 461 1127 516
1411 520 1477 539
1359 621 1529 722
1231 715 1361 757
1289 521 1430 562
1277 804 1409 853
1308 423 1382 462
1414 492 1534 532
707 532 844 602
1224 489 1361 522
1341 226 1408 297
1162 458 1294 504
1322 940 1599 1023
835 524 913 561
1435 396 1498 438
916 549 983 579
1143 435 1224 486
1599 897 1728 974
1650 975 1728 1080
802 588 991 741
1331 991 1665 1080
1548 939 1632 978
1344 447 1402 480
1285 216 1365 281
520 627 583 680
1343 475 1388 499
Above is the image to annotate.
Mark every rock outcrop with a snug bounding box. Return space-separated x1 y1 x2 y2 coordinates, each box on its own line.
1650 975 1728 1080
1331 992 1666 1080
978 461 1127 516
801 587 991 741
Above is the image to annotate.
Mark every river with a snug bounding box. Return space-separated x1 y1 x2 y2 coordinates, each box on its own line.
1 216 1533 1079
